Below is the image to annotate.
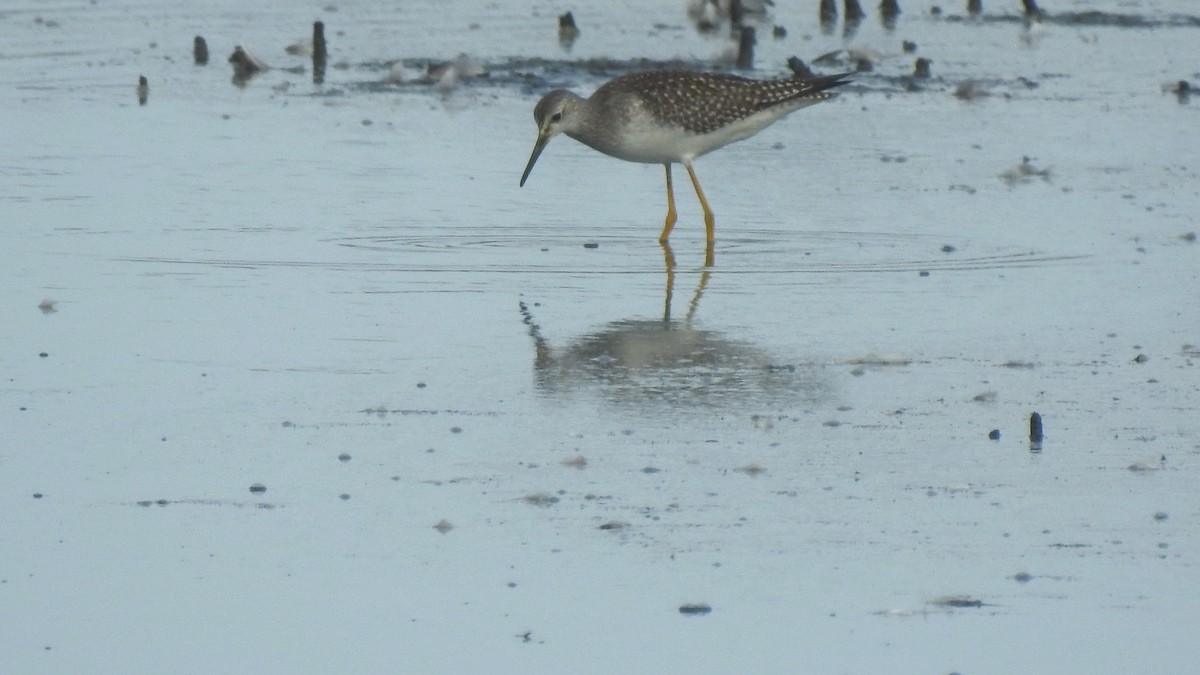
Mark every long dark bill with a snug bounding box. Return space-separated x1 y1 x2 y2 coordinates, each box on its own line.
519 133 550 187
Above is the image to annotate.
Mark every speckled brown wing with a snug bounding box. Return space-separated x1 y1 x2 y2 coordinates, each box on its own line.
600 71 849 135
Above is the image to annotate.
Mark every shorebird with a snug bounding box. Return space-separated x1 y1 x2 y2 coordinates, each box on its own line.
519 70 849 248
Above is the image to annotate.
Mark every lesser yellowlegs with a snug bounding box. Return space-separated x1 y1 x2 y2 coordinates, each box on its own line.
520 70 850 248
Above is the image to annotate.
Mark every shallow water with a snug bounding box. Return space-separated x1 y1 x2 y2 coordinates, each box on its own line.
3 1 1199 673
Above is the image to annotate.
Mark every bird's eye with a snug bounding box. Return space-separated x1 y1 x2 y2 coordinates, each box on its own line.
550 111 563 122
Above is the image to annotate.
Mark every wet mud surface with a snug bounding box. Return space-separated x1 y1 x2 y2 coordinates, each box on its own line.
3 1 1199 673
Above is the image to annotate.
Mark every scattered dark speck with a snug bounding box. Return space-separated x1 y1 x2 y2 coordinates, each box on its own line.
988 429 1001 441
941 245 957 253
416 381 427 388
338 453 352 462
1153 511 1168 521
1013 572 1033 583
281 421 294 428
33 493 43 499
919 270 930 277
39 352 49 358
339 493 351 501
249 483 267 494
932 596 984 608
450 426 463 434
523 492 560 506
583 242 599 249
1133 353 1149 363
679 604 712 615
641 466 661 474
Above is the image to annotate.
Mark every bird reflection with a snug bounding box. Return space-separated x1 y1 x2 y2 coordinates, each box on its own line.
520 243 829 411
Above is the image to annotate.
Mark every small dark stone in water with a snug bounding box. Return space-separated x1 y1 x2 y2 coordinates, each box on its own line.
583 242 599 249
137 500 153 507
137 76 148 105
229 45 266 83
39 352 48 358
773 25 787 39
338 453 352 462
641 466 661 474
844 0 866 23
1133 353 1148 363
249 483 267 494
1153 511 1168 521
679 603 712 615
1029 412 1044 443
450 426 463 434
194 36 209 65
1013 571 1033 583
361 119 373 126
339 493 351 501
156 499 169 506
33 493 43 499
599 520 628 530
786 56 816 79
988 429 1000 441
913 57 932 79
558 11 580 47
941 244 956 253
902 40 917 53
919 270 930 277
416 381 427 388
312 21 327 64
736 26 756 70
281 421 294 428
820 0 837 24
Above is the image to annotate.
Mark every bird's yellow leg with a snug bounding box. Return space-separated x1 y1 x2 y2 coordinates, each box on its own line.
684 162 716 247
661 240 676 322
659 163 677 243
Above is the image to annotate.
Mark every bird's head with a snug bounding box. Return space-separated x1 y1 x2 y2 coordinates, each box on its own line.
520 90 581 187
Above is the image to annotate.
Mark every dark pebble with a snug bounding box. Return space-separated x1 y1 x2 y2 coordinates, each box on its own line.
679 604 712 615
